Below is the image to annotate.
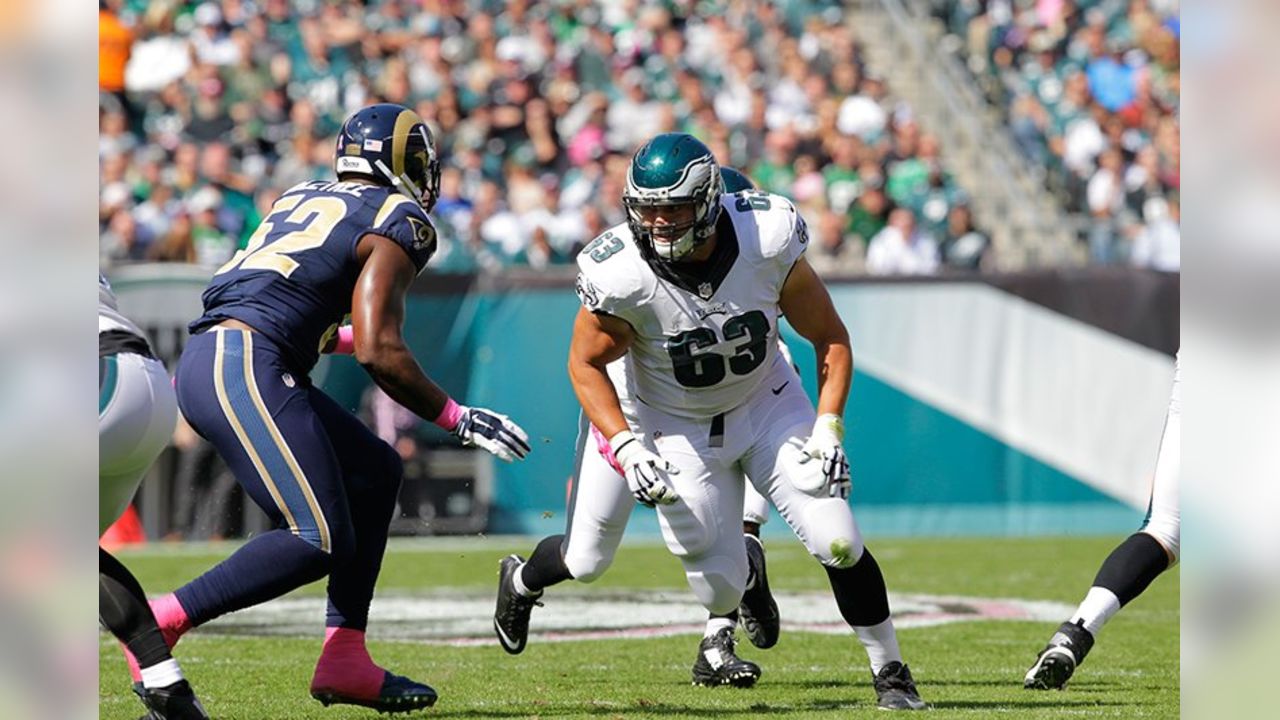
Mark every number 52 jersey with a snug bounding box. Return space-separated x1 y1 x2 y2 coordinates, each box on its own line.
575 192 808 419
191 181 437 373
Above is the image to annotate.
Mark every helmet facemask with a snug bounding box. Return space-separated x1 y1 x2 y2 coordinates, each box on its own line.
375 124 441 213
623 153 722 263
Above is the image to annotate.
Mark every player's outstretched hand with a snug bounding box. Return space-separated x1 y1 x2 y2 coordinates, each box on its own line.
796 414 851 499
610 430 679 507
453 406 531 462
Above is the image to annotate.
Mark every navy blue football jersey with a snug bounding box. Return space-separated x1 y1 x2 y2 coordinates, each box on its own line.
191 180 436 372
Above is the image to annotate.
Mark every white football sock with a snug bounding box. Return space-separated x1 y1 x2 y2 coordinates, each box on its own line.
853 618 903 675
704 617 736 638
1070 586 1120 637
513 563 538 598
140 658 185 689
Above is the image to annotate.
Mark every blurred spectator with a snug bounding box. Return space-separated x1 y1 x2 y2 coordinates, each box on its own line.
1087 147 1127 263
1129 196 1179 272
936 0 1180 266
846 172 892 247
99 1 133 101
807 210 863 276
939 204 990 271
866 208 939 276
99 0 980 277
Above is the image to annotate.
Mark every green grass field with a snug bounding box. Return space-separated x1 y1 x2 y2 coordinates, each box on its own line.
100 536 1177 719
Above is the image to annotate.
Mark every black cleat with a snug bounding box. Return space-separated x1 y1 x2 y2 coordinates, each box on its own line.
738 534 780 649
493 554 542 655
691 627 761 688
135 679 210 720
1024 619 1095 690
873 662 928 710
311 671 438 713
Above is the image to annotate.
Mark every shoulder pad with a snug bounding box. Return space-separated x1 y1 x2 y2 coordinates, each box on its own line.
574 225 654 318
727 193 809 266
371 192 436 270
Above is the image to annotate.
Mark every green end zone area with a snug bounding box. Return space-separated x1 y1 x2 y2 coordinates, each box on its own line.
101 537 1177 719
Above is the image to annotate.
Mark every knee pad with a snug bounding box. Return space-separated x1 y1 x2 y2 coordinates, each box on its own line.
1141 514 1180 564
683 553 749 616
802 499 864 568
563 546 613 584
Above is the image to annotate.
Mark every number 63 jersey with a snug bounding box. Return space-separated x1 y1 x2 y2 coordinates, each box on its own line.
576 193 808 419
191 180 437 373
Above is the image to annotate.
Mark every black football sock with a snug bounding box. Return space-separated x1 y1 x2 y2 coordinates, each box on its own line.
99 547 173 669
520 534 573 593
825 548 890 627
1092 532 1171 606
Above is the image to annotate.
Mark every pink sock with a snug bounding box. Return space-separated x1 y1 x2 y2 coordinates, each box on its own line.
310 627 386 700
122 594 193 682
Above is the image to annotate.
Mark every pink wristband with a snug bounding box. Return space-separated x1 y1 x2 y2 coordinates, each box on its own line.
434 396 464 431
333 325 355 355
590 424 626 477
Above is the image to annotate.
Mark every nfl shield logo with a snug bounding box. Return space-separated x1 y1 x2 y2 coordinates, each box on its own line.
698 282 713 299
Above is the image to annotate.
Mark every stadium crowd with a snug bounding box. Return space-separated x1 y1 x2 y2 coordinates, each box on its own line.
99 0 989 278
932 0 1179 270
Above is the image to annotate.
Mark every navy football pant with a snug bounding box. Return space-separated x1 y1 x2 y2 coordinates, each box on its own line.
173 328 402 630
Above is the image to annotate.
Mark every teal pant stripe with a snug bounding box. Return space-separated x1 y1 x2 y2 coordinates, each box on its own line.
99 355 119 416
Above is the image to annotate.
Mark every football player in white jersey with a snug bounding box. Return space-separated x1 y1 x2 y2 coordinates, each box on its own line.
492 169 782 681
524 134 925 708
99 274 209 719
1024 352 1181 690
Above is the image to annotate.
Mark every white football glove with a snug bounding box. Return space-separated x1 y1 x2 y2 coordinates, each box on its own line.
609 430 680 507
452 406 531 462
795 414 851 499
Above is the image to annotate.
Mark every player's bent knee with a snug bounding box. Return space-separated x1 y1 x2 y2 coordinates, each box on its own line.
801 500 864 568
815 534 864 569
683 555 749 615
1141 521 1180 564
564 551 613 584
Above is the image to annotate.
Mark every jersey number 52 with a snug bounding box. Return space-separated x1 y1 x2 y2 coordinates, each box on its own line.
666 310 769 388
216 195 346 278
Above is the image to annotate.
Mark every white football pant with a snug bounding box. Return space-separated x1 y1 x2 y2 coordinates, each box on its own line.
100 353 177 534
1141 353 1180 563
636 355 864 615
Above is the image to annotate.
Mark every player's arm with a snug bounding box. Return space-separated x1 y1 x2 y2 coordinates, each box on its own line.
567 306 633 438
778 256 853 498
352 234 530 461
567 306 679 506
779 257 852 416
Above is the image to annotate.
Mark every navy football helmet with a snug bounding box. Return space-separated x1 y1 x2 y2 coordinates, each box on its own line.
334 103 441 212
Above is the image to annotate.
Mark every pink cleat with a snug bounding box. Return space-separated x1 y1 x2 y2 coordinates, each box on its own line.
309 627 437 713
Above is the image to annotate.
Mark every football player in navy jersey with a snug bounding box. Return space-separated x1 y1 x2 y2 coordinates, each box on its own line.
123 104 531 714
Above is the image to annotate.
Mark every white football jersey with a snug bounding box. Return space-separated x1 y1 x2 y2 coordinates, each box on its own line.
99 273 146 339
577 193 808 419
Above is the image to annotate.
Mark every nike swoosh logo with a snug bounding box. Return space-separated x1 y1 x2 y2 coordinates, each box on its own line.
493 618 520 650
771 382 789 395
